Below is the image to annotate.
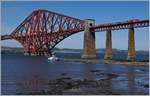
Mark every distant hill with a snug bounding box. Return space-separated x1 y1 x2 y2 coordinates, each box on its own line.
1 46 23 54
1 46 149 54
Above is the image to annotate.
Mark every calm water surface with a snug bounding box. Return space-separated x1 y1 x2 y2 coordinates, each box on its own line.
1 53 149 95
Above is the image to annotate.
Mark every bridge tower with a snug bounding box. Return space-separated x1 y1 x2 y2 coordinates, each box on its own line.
82 19 96 59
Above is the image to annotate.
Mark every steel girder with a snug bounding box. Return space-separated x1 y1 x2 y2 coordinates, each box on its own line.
9 9 84 54
1 9 149 55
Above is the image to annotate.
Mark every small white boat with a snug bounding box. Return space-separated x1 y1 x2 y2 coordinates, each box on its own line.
48 54 59 61
48 54 63 63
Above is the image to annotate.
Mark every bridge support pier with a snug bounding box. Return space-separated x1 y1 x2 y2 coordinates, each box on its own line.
82 19 96 59
104 30 112 60
127 28 136 61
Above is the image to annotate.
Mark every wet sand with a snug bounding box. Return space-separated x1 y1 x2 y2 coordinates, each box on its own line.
64 58 149 66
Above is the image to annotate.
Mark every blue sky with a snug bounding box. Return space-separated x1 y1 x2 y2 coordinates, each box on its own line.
1 1 149 50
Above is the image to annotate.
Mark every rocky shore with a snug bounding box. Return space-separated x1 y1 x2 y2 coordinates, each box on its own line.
17 73 120 95
17 70 148 95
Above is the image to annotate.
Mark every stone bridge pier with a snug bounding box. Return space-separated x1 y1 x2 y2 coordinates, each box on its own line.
82 20 136 61
104 30 112 59
82 19 96 59
127 27 136 60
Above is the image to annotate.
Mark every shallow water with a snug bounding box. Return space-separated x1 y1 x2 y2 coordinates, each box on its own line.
1 53 149 95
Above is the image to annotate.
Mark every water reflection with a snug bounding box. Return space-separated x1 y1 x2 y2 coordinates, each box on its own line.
83 64 95 80
1 54 149 95
16 56 49 94
104 64 112 91
17 75 43 94
128 67 135 94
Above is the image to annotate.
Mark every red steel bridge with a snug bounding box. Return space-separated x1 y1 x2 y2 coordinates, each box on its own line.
1 9 149 60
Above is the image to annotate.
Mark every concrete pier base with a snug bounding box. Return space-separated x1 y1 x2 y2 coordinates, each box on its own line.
127 28 136 61
104 30 112 60
24 51 51 56
82 19 96 59
24 52 30 55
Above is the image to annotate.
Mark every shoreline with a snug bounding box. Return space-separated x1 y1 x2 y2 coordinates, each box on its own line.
64 58 149 66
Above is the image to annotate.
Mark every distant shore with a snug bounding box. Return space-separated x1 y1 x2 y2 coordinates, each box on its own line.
1 46 149 54
64 58 149 66
1 46 149 66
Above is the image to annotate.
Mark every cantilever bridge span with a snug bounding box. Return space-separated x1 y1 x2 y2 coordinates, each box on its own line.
1 9 149 60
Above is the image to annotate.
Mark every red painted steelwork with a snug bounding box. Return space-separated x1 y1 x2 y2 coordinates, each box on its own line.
2 9 84 55
91 19 149 32
1 35 12 40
